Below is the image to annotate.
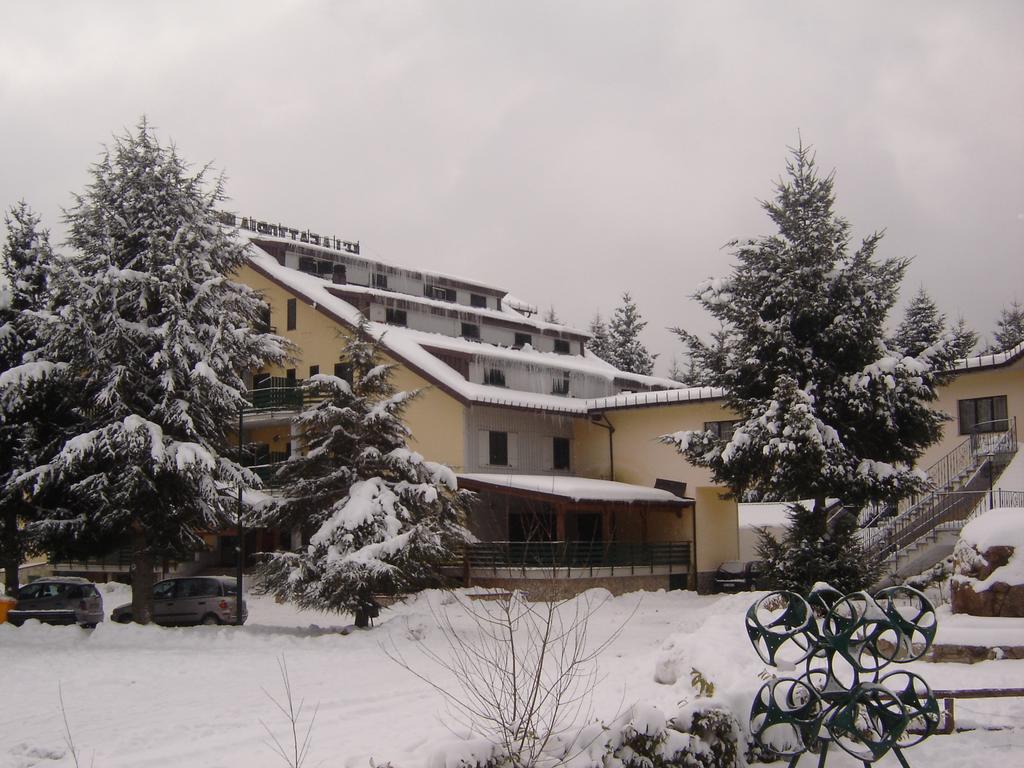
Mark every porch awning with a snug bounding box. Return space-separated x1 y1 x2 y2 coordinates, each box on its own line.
458 473 693 509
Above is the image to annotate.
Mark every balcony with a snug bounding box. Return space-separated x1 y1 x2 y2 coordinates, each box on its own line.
244 384 304 413
462 540 690 579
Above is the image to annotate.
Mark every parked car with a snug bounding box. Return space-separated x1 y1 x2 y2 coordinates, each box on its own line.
714 560 764 593
110 576 247 626
7 577 104 627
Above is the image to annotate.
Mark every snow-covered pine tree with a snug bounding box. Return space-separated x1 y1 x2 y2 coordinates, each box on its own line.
891 286 946 358
0 203 73 594
756 503 880 594
662 144 945 591
259 319 470 627
991 300 1024 353
670 325 731 387
608 292 655 375
946 316 977 360
25 120 288 623
586 312 612 362
667 355 687 382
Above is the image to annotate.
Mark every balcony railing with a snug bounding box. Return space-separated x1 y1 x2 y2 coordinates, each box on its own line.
463 540 690 577
244 385 304 412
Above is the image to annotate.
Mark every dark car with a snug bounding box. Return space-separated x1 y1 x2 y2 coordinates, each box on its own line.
110 576 247 626
8 577 104 627
714 560 764 593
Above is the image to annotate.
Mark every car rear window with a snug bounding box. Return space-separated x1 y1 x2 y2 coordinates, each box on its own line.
222 581 238 596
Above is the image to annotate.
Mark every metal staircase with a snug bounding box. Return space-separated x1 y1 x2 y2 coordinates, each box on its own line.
862 418 1018 580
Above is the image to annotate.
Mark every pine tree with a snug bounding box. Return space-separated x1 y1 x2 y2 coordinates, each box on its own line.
891 286 946 358
671 325 731 387
26 120 288 622
543 305 561 324
259 320 470 627
0 203 73 594
991 300 1024 353
663 144 944 590
586 312 612 362
608 292 656 375
756 504 880 594
946 316 977 360
667 355 687 382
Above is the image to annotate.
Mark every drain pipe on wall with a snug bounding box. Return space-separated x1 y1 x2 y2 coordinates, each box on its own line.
589 412 615 480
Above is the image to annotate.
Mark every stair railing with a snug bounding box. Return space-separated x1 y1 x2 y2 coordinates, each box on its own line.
863 418 1017 562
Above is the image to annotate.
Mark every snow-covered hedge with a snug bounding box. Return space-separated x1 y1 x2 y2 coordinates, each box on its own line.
418 702 744 768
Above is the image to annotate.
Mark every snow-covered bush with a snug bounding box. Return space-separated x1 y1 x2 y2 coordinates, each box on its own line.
418 702 744 768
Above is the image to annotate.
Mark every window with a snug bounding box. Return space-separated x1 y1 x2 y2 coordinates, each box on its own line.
514 332 532 349
461 322 480 340
553 437 570 470
332 264 347 284
484 368 506 387
334 362 353 383
286 298 297 330
704 419 741 442
958 396 1008 434
258 305 272 333
385 308 407 326
153 581 176 600
489 431 508 466
426 285 456 302
553 339 571 354
317 260 333 276
470 293 487 309
552 376 570 396
285 368 296 386
374 273 388 289
309 365 320 377
298 257 316 274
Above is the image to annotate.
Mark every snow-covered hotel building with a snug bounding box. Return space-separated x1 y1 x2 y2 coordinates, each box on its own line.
224 215 1023 594
227 216 741 593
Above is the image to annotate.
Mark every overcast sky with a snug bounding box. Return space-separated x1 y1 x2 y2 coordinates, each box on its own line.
2 1 1022 373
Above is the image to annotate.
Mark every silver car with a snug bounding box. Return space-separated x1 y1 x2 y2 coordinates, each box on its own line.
10 577 105 627
110 576 247 626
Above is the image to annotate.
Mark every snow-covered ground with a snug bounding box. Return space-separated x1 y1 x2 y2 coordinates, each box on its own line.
3 585 1024 768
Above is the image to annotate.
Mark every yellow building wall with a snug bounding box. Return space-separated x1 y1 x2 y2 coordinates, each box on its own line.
693 486 739 574
235 264 466 471
573 399 737 488
918 361 1024 471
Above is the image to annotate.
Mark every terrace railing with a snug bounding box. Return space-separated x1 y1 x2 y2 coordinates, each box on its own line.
463 540 690 577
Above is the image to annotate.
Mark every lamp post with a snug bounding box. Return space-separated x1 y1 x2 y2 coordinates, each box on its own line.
236 402 245 625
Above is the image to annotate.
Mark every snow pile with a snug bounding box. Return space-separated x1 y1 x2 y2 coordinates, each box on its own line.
954 507 1024 591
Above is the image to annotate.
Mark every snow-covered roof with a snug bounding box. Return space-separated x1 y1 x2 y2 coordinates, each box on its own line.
245 246 692 415
458 473 692 505
502 293 538 316
327 281 591 337
589 386 726 412
250 231 507 295
945 340 1024 372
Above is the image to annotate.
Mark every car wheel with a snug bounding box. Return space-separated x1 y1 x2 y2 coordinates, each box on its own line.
114 614 132 624
200 613 221 626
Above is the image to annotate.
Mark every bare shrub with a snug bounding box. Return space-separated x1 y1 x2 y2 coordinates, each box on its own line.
260 656 319 768
386 589 632 768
